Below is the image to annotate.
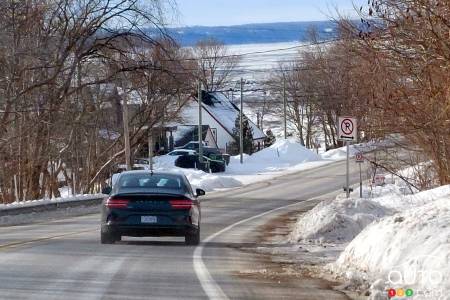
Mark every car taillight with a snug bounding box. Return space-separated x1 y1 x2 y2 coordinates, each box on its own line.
170 199 192 210
106 198 129 209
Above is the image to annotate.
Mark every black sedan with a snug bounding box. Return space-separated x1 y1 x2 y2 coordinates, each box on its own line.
100 171 204 245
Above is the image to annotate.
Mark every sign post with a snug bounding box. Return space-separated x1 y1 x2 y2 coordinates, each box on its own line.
338 117 357 198
356 152 364 198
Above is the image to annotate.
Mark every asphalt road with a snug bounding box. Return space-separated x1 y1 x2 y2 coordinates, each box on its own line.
0 160 363 300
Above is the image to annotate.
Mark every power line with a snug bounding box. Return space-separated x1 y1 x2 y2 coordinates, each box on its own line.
116 38 339 63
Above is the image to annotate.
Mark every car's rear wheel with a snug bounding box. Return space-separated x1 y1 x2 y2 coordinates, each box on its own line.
185 229 200 245
101 231 119 244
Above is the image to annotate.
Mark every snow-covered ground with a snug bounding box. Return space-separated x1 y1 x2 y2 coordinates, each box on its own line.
0 194 105 211
287 166 450 299
152 138 330 192
0 138 344 213
155 138 389 193
1 138 387 213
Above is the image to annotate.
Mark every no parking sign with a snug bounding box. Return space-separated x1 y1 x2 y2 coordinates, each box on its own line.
355 152 364 163
338 117 357 142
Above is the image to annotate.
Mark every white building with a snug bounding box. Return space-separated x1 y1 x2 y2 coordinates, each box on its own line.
176 91 266 152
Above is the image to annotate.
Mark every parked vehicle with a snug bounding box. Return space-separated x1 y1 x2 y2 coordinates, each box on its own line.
100 171 205 245
175 143 228 169
175 141 207 151
167 149 197 156
201 147 229 165
175 154 226 173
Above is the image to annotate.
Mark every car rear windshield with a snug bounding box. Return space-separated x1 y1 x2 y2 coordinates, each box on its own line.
116 173 185 191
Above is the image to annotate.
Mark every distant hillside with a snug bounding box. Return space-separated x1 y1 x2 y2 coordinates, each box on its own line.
164 21 337 46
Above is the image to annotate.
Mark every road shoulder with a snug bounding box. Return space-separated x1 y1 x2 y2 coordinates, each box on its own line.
241 196 368 300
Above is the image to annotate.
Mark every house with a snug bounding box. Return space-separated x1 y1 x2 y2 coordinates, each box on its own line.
173 125 218 148
113 90 266 156
175 91 266 152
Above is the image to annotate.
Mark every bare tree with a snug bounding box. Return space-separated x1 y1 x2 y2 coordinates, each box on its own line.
191 37 240 92
0 0 192 202
347 0 450 185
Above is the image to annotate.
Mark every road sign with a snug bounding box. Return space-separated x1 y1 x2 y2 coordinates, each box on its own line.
355 152 364 163
373 174 385 186
338 116 357 142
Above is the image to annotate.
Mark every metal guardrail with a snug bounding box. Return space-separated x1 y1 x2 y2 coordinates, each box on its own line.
0 195 107 217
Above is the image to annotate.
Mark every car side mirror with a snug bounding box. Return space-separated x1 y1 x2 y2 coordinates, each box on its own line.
102 186 112 195
196 188 205 197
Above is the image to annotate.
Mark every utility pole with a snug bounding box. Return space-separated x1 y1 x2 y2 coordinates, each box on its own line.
346 141 350 198
122 90 132 171
148 131 153 171
261 91 267 132
256 112 261 130
283 77 287 139
240 78 244 164
198 81 203 163
359 161 363 198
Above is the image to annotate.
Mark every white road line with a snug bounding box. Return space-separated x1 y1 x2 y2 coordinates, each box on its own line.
193 196 328 300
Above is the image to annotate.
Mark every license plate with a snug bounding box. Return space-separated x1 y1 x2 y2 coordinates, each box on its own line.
141 216 157 223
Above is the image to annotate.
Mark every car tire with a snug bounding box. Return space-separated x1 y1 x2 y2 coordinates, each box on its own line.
185 229 200 245
101 231 116 244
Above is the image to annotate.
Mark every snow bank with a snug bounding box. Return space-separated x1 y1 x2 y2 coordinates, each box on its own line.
169 168 242 192
0 194 105 211
320 145 359 160
287 160 450 298
333 194 450 298
250 138 321 164
227 138 321 174
368 184 450 211
148 138 325 192
320 139 390 160
154 155 178 169
289 197 393 244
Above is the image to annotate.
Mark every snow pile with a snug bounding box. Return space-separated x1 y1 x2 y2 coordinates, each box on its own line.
0 194 105 211
148 138 326 192
227 138 322 174
367 184 450 211
153 155 178 169
289 197 393 244
320 145 359 160
287 161 450 298
332 193 450 298
320 139 390 161
249 138 321 164
169 168 242 192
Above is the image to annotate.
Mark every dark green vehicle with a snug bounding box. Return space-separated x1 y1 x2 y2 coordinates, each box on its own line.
175 154 226 173
100 171 204 245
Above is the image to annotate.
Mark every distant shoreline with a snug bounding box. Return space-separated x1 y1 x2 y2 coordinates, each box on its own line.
159 21 338 46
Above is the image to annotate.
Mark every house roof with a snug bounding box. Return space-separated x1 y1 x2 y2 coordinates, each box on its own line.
196 92 266 140
173 125 210 147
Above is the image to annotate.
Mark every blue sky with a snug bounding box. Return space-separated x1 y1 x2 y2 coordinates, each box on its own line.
172 0 365 27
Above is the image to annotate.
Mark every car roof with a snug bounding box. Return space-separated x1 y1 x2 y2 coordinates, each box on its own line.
117 170 185 177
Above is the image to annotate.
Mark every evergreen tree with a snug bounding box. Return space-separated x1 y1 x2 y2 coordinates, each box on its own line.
228 115 254 155
264 129 276 147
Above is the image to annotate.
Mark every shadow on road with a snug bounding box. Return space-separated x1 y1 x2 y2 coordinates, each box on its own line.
117 239 290 249
119 240 186 246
